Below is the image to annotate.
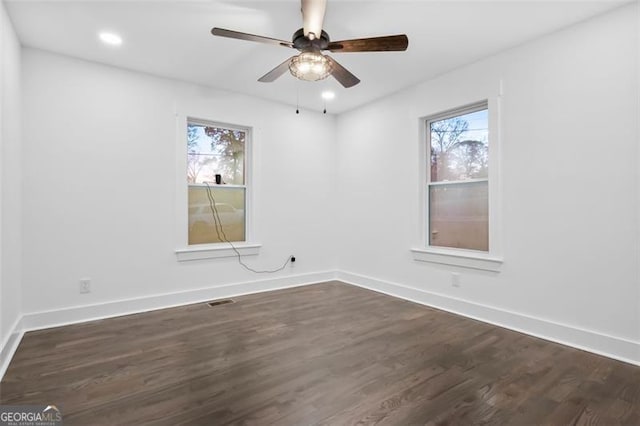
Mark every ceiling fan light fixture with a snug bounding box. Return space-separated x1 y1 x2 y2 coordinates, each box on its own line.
289 51 332 81
211 0 409 88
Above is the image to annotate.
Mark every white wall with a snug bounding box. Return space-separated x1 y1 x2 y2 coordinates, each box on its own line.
336 4 639 361
21 49 337 316
0 0 22 354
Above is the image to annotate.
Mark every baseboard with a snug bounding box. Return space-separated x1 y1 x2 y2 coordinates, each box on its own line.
21 271 337 333
0 317 24 381
337 271 640 366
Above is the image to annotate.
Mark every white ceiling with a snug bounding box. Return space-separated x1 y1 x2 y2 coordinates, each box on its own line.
6 0 628 114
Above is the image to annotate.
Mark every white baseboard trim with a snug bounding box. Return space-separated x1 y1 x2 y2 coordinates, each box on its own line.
337 271 640 366
21 271 337 333
0 317 25 381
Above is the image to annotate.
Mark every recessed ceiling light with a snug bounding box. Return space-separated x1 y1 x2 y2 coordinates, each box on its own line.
99 32 123 46
321 91 335 100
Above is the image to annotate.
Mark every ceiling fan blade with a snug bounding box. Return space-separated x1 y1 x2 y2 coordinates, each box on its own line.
211 28 294 48
326 56 360 88
327 35 408 52
301 0 327 40
258 57 296 83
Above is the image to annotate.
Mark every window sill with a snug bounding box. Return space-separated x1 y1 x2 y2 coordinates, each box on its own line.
176 243 261 262
411 247 503 272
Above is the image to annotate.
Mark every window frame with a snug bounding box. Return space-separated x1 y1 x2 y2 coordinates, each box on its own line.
186 117 249 245
426 101 489 252
175 115 260 261
412 98 503 272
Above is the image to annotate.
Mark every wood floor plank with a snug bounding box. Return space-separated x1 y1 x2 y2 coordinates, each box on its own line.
1 281 639 425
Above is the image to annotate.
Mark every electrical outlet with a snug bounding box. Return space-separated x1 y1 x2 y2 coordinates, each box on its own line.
79 279 91 294
451 273 461 288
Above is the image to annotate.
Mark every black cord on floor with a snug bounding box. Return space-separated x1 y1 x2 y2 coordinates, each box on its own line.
204 182 292 273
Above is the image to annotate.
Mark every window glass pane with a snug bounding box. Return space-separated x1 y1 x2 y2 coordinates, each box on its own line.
430 109 488 182
429 181 488 251
188 186 245 244
187 123 245 185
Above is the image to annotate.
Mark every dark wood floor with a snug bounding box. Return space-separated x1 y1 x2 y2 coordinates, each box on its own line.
1 281 639 425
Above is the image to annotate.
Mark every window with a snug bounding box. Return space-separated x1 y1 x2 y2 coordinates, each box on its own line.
187 119 247 245
426 103 489 251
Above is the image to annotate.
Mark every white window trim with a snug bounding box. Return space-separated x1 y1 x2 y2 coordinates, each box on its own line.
176 243 262 262
412 96 503 272
174 114 260 261
411 247 502 272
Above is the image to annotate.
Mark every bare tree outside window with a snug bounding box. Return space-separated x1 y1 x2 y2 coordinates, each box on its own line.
204 127 245 185
187 124 245 185
430 112 488 182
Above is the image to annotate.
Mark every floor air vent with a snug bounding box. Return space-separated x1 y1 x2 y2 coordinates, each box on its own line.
207 299 235 307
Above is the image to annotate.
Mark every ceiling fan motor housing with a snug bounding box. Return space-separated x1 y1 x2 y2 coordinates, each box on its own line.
292 28 330 51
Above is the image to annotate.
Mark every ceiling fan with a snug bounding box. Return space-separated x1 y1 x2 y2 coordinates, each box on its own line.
211 0 408 88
